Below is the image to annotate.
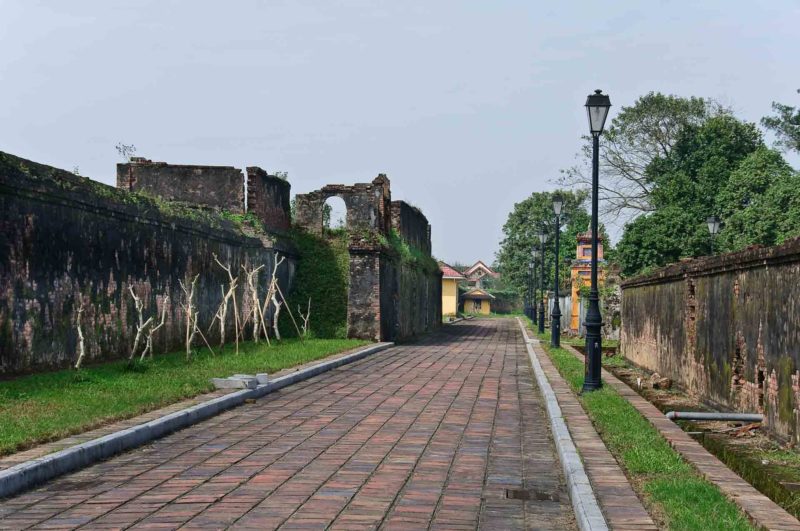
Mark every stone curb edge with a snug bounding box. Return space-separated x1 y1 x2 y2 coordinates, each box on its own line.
0 342 394 500
516 318 608 531
560 343 800 531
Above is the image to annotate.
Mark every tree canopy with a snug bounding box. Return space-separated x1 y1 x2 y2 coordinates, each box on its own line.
496 190 592 297
616 113 799 277
559 92 722 223
761 92 800 153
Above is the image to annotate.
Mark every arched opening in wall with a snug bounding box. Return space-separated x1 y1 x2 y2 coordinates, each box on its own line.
323 196 348 234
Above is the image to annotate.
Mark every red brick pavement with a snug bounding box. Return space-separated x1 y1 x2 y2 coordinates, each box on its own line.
0 319 575 530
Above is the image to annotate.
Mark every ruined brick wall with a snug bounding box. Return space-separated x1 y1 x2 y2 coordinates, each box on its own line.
621 238 800 442
246 167 291 232
1 152 295 375
294 176 441 342
391 201 432 255
380 258 442 341
117 159 245 213
294 175 392 236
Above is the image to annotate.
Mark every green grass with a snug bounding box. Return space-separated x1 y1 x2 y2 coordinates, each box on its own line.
523 319 753 530
0 338 367 456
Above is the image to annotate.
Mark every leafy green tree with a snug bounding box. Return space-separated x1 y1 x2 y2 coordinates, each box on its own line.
617 114 765 276
718 148 800 250
560 92 722 222
496 190 592 297
761 91 800 153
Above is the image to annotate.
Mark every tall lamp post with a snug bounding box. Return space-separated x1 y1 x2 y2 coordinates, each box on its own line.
531 250 540 322
526 260 533 319
537 228 548 334
707 215 720 254
551 194 563 348
583 89 611 392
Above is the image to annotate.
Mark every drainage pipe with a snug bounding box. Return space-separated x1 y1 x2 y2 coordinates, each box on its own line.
665 411 763 422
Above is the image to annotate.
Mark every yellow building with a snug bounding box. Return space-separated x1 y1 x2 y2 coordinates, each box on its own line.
570 231 605 332
462 288 494 315
439 262 465 316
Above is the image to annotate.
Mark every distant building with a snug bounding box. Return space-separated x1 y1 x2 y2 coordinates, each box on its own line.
462 288 495 315
570 230 605 333
439 262 465 316
462 261 499 289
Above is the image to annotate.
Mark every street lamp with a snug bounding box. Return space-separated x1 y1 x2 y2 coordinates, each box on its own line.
537 228 548 334
531 250 540 322
583 89 611 392
526 260 533 319
551 194 564 348
707 215 720 254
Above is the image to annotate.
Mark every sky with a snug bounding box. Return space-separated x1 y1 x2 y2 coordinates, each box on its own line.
1 1 798 265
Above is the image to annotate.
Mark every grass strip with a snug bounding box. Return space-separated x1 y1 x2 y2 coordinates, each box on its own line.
525 320 753 530
0 338 367 456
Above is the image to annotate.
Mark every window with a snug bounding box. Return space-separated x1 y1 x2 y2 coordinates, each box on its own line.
474 300 482 310
582 247 592 257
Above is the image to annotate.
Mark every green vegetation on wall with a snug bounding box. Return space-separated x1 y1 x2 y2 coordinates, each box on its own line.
280 229 350 338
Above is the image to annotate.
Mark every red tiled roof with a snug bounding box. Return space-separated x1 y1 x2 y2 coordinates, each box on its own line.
439 262 465 279
463 260 499 278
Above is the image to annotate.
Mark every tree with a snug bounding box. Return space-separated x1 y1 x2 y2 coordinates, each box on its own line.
761 91 800 153
559 92 722 223
115 142 137 161
718 148 800 251
616 114 771 276
496 190 592 297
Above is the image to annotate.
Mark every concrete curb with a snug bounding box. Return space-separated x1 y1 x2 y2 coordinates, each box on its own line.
0 342 393 500
516 318 608 531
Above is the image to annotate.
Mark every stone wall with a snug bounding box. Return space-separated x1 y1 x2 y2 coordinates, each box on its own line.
294 175 392 235
295 176 441 342
117 158 245 213
0 152 295 375
246 167 291 232
391 201 432 255
620 238 800 442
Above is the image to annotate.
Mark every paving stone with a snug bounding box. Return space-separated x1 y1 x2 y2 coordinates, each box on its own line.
0 320 576 530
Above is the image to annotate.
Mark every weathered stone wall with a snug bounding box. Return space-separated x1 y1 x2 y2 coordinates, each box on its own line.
117 158 245 213
294 175 392 235
621 238 800 442
391 201 432 255
1 152 295 375
246 167 291 232
382 258 442 341
294 176 441 342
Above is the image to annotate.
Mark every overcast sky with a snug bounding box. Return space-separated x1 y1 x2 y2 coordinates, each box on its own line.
2 1 798 265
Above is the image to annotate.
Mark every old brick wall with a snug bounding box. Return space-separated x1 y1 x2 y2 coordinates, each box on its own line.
391 201 431 255
380 258 442 341
621 238 800 442
0 152 295 375
117 159 245 213
246 167 291 232
294 176 441 342
294 175 392 236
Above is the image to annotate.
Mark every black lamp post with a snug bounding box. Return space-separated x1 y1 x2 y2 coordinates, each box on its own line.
583 89 611 392
537 228 548 334
531 250 540 322
707 215 720 254
526 260 533 319
551 194 563 348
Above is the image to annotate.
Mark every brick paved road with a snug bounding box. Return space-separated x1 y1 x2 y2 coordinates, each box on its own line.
0 319 574 530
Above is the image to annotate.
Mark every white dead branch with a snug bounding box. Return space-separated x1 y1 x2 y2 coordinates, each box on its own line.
74 301 87 370
128 286 154 361
241 263 267 344
298 298 311 338
141 296 169 361
179 275 214 360
213 254 241 354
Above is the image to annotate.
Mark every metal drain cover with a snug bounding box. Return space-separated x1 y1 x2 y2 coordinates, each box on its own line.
505 488 560 502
